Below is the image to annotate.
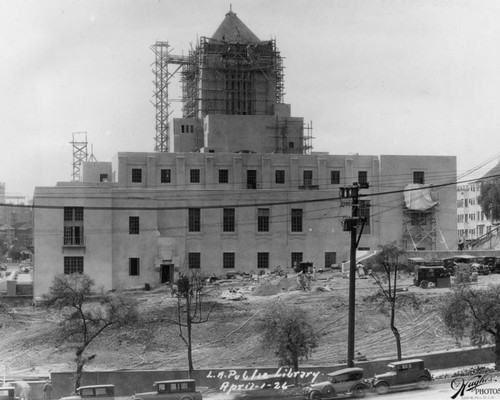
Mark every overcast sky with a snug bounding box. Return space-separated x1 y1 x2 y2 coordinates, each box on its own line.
1 0 500 199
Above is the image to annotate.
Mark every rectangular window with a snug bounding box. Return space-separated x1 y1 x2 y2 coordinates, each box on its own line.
188 252 201 269
291 208 303 232
161 169 171 183
188 208 201 232
289 142 295 149
129 258 140 276
64 256 84 274
247 170 257 189
291 252 303 269
99 174 108 182
330 171 340 184
190 169 200 183
132 168 142 183
219 169 229 183
303 170 313 187
359 200 371 234
413 171 425 184
257 252 269 269
129 216 140 234
275 170 285 184
63 207 84 245
223 252 235 269
358 171 368 186
223 208 235 232
257 208 270 232
325 252 337 269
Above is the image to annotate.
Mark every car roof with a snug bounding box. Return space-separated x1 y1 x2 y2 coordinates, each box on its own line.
77 385 114 390
408 257 425 262
327 367 363 376
154 380 195 384
388 358 423 366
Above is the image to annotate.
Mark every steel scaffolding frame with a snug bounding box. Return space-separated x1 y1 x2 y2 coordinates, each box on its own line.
71 132 88 181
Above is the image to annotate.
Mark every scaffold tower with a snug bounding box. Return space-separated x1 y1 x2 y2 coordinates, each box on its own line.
71 132 88 181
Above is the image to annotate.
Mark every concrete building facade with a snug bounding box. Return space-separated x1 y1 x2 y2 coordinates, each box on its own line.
33 10 457 296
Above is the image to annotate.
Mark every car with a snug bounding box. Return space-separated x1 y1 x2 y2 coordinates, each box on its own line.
0 387 19 400
371 358 432 395
60 385 115 400
482 256 500 273
132 380 202 400
303 367 369 399
413 265 450 288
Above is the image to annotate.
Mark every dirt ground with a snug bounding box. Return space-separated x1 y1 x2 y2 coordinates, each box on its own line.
1 269 498 377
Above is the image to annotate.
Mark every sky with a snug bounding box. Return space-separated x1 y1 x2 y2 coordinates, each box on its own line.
2 0 500 199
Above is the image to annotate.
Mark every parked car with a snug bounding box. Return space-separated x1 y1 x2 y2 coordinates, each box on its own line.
60 385 115 400
482 256 500 274
371 359 432 395
413 265 450 288
470 257 490 275
0 387 19 400
132 380 202 400
303 367 369 399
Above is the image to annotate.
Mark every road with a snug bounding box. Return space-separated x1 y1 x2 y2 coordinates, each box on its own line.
204 380 493 400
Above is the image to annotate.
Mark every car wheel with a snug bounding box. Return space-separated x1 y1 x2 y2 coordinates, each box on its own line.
352 384 367 398
375 382 389 395
309 391 322 400
417 376 430 389
420 280 429 289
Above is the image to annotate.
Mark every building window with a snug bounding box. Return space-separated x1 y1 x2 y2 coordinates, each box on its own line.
129 258 140 276
99 174 108 182
188 208 201 232
188 252 201 269
247 170 257 189
325 252 337 269
358 171 368 186
132 169 142 183
275 170 285 184
63 207 84 246
289 142 295 149
291 208 303 232
331 171 340 184
219 169 229 183
257 252 269 269
64 256 84 274
223 208 235 232
257 208 270 232
413 171 425 184
303 170 313 187
190 169 200 183
223 252 235 269
291 252 303 269
359 200 371 234
161 169 171 183
129 216 140 234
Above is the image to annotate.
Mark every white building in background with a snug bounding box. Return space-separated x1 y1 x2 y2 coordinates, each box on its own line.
457 161 500 248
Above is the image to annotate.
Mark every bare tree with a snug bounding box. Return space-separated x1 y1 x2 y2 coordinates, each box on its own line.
367 242 416 360
442 284 500 370
43 273 138 391
166 272 215 378
257 302 317 374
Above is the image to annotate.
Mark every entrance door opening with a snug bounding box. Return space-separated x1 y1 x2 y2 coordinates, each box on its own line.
160 264 173 284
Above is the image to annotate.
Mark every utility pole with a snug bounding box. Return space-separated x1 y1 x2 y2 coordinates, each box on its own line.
340 182 368 367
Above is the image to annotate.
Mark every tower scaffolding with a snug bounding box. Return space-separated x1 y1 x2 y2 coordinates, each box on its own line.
151 41 189 152
71 132 88 181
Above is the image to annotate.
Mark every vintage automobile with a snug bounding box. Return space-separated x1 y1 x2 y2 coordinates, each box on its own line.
0 387 19 400
60 385 115 400
132 380 202 400
372 359 432 395
303 367 369 399
413 265 450 288
482 256 500 274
